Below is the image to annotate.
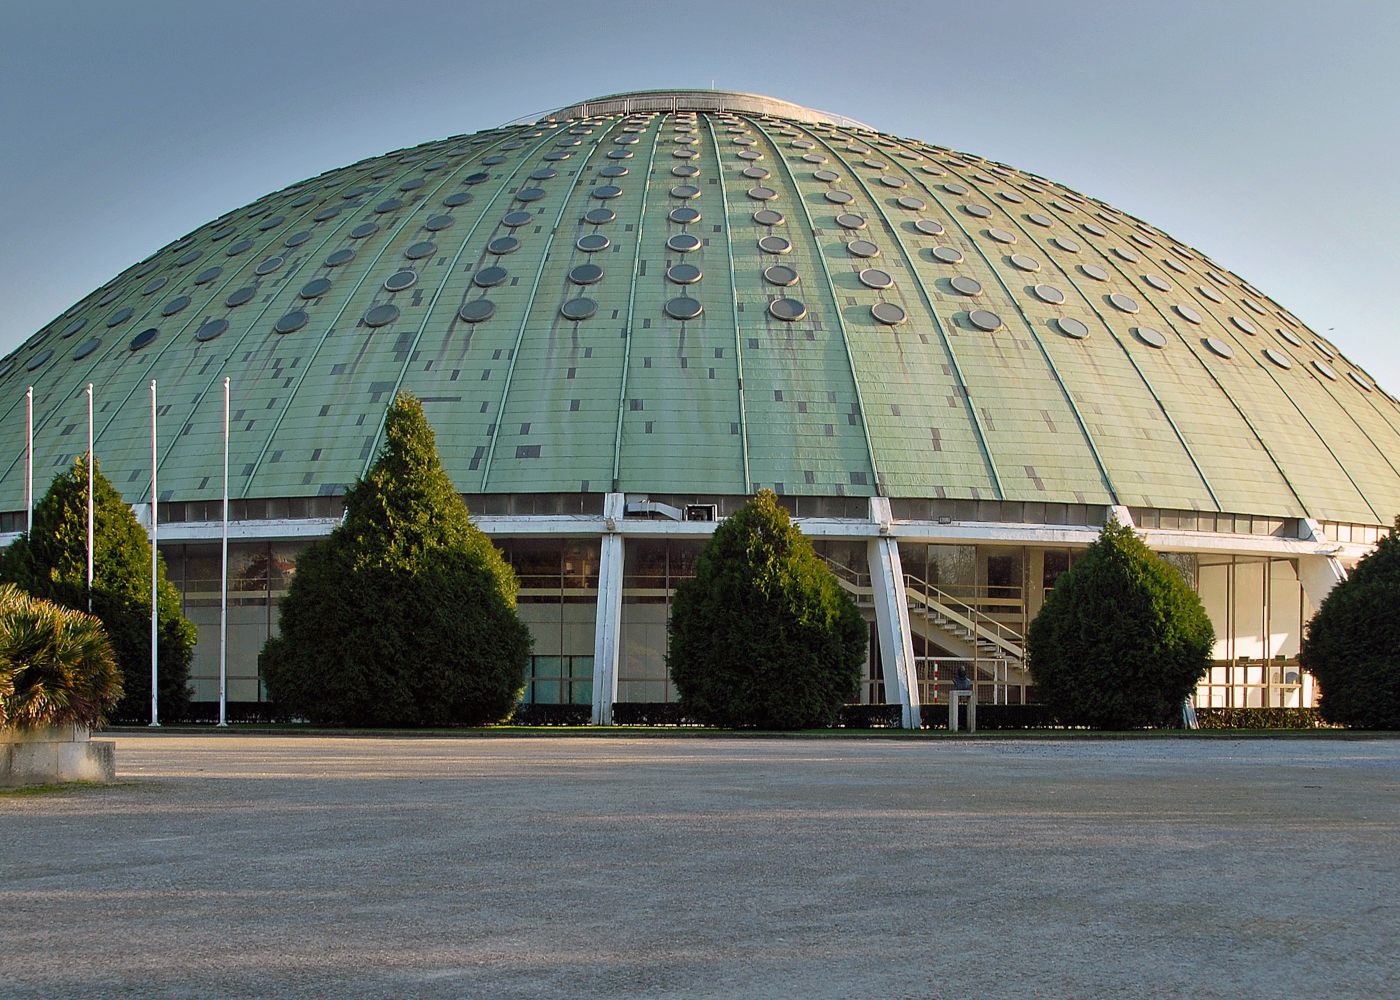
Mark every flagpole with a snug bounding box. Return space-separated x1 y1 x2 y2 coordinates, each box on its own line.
24 387 33 533
86 383 94 613
150 380 160 728
219 376 230 728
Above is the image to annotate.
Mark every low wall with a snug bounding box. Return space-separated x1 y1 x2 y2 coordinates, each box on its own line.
1 723 116 787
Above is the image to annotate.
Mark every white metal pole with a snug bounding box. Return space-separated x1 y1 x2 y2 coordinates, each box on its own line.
25 386 33 533
219 377 230 727
149 380 160 728
86 383 94 613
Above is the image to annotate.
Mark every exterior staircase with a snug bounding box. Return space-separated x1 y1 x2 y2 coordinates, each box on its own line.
819 556 1024 664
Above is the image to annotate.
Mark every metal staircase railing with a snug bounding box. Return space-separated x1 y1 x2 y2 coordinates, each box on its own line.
818 556 1022 662
903 573 1023 662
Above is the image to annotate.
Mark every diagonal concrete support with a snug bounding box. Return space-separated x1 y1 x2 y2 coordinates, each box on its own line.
591 493 626 725
1298 519 1349 615
867 497 921 729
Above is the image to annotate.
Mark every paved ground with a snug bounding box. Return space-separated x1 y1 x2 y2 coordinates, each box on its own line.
2 733 1397 998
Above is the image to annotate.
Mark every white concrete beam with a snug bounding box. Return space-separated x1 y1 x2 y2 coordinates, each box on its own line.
590 494 626 725
867 497 921 729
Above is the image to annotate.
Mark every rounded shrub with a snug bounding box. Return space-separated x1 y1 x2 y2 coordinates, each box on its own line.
1300 519 1400 729
667 489 865 728
1027 517 1214 728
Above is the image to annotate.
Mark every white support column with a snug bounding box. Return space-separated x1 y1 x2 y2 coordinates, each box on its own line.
867 497 921 729
591 493 626 725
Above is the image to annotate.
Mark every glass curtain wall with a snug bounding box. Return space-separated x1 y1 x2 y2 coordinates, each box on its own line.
498 538 600 705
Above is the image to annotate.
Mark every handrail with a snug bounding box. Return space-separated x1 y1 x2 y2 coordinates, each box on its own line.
904 572 1023 660
818 554 1022 660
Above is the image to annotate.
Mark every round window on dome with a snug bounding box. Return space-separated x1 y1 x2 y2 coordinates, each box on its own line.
458 299 496 323
768 298 807 322
858 268 894 290
764 265 799 287
667 234 702 253
383 271 417 293
196 319 228 342
664 296 704 321
560 297 598 321
364 304 400 328
871 302 906 326
275 310 308 335
1136 326 1168 348
968 309 1003 332
1057 318 1090 340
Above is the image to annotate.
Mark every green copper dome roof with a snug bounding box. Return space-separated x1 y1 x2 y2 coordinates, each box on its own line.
3 90 1399 524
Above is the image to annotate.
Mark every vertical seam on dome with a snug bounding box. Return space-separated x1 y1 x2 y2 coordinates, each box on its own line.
242 129 544 497
798 126 1004 500
1149 265 1386 523
859 142 1120 506
701 113 752 492
363 142 566 482
609 113 663 491
140 134 515 495
975 171 1305 515
900 144 1224 513
749 117 883 496
478 128 608 490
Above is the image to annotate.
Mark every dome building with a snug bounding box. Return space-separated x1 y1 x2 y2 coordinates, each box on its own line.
2 89 1394 725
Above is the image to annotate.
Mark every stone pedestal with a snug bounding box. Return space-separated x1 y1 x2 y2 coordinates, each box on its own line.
1 723 116 787
948 689 977 733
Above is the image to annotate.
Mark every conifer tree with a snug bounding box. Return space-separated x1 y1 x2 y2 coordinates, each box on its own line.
0 455 193 722
668 489 865 728
261 393 530 725
1027 516 1213 728
1300 519 1400 728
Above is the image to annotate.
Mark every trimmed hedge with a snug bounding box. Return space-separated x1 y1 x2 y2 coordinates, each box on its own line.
1195 707 1327 730
510 703 591 726
835 704 904 729
919 702 1062 730
610 702 695 726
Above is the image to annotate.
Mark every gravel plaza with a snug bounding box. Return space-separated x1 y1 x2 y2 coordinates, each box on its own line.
2 732 1398 998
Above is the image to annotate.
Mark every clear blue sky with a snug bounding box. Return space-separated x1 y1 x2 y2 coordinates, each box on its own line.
3 0 1397 391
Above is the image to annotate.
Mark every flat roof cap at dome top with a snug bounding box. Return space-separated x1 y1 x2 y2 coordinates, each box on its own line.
3 91 1400 529
543 90 876 130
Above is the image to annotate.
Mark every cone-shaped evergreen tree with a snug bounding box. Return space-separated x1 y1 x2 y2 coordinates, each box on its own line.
1027 516 1213 728
0 455 193 722
1300 518 1400 728
260 393 530 725
667 489 865 728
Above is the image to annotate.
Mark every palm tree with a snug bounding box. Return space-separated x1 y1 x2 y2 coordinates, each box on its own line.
0 584 122 730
